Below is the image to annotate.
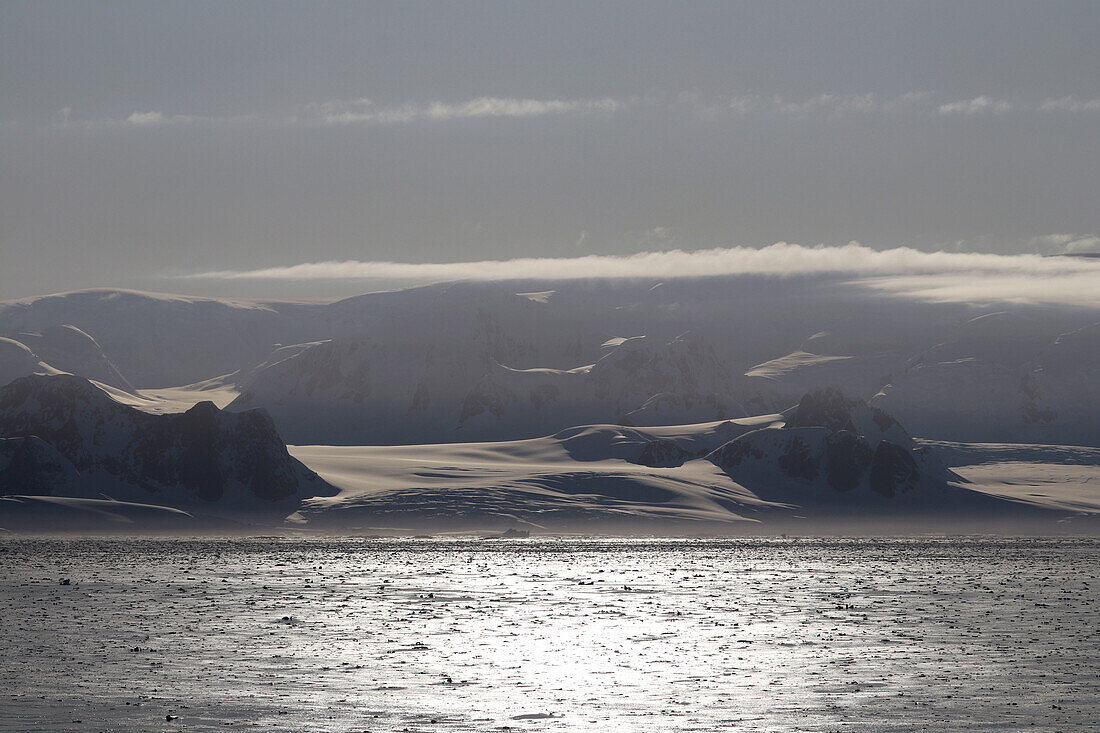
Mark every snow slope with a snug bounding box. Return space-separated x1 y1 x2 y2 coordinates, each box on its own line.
287 392 1071 531
0 495 227 533
289 418 791 531
916 440 1100 514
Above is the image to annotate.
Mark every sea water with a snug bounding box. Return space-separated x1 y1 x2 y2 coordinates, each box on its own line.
1 537 1096 731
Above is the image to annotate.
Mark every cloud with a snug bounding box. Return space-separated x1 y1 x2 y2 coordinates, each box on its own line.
179 242 1100 307
1039 96 1100 113
937 96 1011 116
55 90 1097 131
637 226 677 249
717 91 937 119
57 109 246 129
932 233 1100 256
1065 237 1100 254
1028 233 1100 254
778 93 878 117
125 111 168 126
313 96 622 125
723 92 895 118
861 271 1100 306
54 97 622 130
713 91 1034 120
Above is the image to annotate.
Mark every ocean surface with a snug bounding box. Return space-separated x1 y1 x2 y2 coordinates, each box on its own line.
1 537 1096 731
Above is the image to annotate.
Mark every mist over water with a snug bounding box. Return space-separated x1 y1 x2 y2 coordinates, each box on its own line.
3 537 1096 731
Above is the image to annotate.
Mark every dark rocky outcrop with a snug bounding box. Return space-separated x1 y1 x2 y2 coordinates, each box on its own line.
868 441 921 497
777 434 820 481
633 439 693 468
705 438 765 468
823 431 874 492
788 386 902 440
786 387 859 433
0 374 334 506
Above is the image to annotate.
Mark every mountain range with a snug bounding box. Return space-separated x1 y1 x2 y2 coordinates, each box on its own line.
1 274 1097 531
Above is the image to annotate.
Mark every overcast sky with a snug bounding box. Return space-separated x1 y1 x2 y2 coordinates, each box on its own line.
2 1 1098 299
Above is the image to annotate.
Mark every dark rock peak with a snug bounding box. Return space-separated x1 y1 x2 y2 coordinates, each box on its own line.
787 387 858 433
185 400 220 416
787 387 906 447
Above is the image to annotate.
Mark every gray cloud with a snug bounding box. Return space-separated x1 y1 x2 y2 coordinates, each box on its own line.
54 96 624 130
723 92 924 118
57 109 254 130
1039 96 1100 113
1028 233 1100 254
50 91 1098 132
937 96 1011 116
315 96 623 125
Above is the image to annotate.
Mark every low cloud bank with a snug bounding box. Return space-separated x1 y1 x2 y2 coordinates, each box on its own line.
182 242 1100 307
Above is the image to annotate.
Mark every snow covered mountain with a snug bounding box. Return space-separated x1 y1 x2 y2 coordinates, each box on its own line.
458 332 746 441
0 325 134 392
232 326 752 445
0 290 313 387
0 374 334 508
706 389 966 508
0 372 1083 531
873 315 1100 445
2 278 1098 451
0 336 59 387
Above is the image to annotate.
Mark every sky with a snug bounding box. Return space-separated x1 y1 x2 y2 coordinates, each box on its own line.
2 1 1099 300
